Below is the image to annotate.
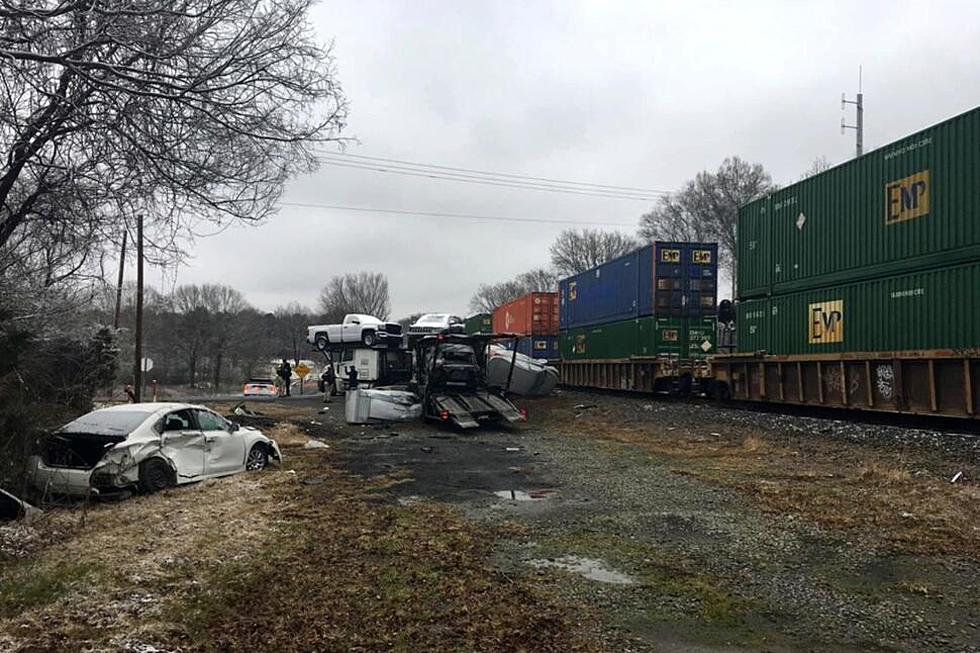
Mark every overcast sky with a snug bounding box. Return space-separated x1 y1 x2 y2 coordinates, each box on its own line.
165 0 980 319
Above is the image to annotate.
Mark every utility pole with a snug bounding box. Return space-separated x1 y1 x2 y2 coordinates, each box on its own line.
113 229 127 329
841 66 864 157
133 215 144 402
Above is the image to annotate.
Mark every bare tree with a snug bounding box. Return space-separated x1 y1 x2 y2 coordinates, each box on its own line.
638 156 772 296
515 268 559 292
170 285 210 386
549 229 638 276
318 272 390 321
199 285 249 389
469 267 560 314
0 0 349 263
273 302 314 365
800 156 832 180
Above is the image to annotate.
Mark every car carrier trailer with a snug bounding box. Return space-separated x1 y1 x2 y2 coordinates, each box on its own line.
414 333 525 428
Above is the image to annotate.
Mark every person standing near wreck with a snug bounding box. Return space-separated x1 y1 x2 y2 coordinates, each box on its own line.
279 359 292 397
321 362 336 403
347 365 359 390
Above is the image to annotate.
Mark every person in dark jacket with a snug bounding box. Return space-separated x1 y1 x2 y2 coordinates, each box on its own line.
279 359 292 397
346 365 359 390
320 363 336 403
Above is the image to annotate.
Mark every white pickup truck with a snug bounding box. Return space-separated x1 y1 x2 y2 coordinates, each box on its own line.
306 314 403 350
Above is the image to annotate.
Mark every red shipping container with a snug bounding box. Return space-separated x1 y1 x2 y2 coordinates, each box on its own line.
492 292 560 336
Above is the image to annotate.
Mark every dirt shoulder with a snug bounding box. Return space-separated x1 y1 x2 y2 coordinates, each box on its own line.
333 392 980 652
0 415 600 652
2 393 977 652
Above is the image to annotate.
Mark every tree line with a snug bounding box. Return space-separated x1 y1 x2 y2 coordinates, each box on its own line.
105 272 394 391
470 156 777 312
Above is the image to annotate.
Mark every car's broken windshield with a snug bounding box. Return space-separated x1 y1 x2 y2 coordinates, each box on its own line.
439 344 476 364
59 411 150 436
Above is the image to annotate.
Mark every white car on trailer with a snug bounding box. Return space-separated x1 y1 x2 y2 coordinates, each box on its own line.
307 313 403 350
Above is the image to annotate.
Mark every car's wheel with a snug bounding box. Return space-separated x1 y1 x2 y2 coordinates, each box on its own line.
362 330 377 346
246 444 268 471
138 458 174 494
314 333 330 350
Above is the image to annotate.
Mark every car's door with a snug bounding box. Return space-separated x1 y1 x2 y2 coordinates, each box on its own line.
341 315 361 342
195 409 246 476
158 409 206 479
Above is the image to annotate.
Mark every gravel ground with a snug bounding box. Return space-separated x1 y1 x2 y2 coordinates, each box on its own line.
332 390 980 652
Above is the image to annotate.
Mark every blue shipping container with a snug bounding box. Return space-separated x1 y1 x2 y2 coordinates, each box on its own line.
559 242 718 330
499 336 559 360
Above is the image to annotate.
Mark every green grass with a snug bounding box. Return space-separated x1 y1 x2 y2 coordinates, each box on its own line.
0 561 102 618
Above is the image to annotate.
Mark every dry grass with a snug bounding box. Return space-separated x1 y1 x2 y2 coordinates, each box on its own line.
265 421 312 448
537 398 980 558
858 461 912 483
0 445 601 652
0 469 289 650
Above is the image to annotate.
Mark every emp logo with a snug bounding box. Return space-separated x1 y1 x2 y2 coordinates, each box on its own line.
808 300 844 344
692 250 712 264
568 281 577 301
661 249 681 263
885 171 930 225
573 335 586 354
662 329 679 342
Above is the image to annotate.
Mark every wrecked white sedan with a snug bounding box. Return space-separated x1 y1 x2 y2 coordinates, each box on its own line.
29 403 281 497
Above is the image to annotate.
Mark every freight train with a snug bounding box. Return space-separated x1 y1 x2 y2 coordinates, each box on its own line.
538 105 980 420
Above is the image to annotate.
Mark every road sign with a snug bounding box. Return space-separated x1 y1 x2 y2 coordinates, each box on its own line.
294 362 311 379
141 357 154 372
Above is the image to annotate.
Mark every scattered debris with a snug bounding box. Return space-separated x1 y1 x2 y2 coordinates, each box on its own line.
486 346 558 396
318 406 330 413
304 440 330 450
951 471 964 483
505 447 521 452
0 489 41 522
573 403 597 411
345 388 422 424
421 446 434 453
233 402 264 417
494 489 557 502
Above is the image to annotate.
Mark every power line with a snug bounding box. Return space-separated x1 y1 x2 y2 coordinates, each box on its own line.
278 201 637 227
320 150 670 195
314 156 666 200
314 157 667 201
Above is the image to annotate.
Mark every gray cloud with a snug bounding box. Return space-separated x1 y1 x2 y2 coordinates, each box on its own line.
174 0 980 318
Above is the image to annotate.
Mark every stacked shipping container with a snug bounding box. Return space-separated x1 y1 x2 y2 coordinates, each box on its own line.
464 313 492 335
492 292 560 359
736 105 980 356
558 242 720 361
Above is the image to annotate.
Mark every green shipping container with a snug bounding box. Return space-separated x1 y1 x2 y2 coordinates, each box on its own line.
560 316 717 360
686 316 718 361
464 313 492 334
560 319 638 360
738 106 980 299
736 260 980 355
637 317 685 358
